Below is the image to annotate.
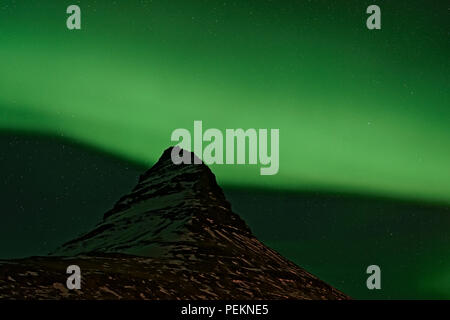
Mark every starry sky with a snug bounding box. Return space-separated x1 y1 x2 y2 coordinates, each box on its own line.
0 0 449 299
1 0 449 203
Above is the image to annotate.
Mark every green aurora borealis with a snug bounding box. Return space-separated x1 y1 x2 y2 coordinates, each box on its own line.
0 0 449 299
1 0 449 203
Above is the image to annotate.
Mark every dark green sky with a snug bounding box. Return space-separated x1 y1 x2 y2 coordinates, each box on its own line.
0 0 449 299
1 0 449 202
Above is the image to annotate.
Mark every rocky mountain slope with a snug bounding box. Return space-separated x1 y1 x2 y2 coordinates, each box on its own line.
0 147 349 300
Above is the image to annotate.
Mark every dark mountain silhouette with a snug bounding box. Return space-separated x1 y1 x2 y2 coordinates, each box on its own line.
0 147 349 300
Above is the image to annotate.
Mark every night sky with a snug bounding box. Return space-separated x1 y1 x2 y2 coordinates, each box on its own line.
0 1 449 299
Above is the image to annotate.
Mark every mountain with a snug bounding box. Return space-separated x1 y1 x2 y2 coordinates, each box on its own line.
0 147 349 300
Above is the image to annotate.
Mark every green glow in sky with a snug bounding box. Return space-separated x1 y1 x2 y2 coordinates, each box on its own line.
1 0 449 203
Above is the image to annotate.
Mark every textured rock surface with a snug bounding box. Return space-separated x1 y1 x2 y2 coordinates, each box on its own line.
0 147 349 300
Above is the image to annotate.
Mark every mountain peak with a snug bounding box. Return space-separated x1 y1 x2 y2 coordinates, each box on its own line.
53 147 252 257
103 146 232 218
2 147 348 299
